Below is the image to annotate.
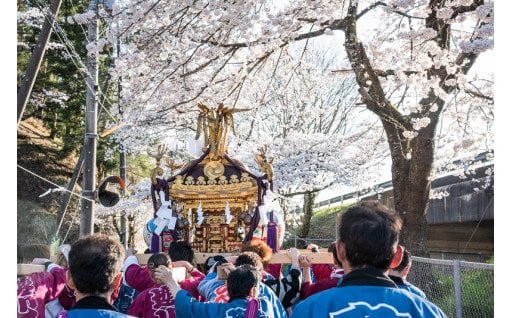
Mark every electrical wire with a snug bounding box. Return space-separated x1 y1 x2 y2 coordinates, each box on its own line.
28 0 119 123
462 195 494 253
17 164 94 202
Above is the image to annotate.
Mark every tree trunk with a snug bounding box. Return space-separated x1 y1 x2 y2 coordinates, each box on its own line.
112 214 121 237
127 213 136 248
298 191 317 249
390 131 436 257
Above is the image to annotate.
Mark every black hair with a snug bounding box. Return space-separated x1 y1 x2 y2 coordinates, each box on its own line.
147 252 171 271
227 264 261 300
68 234 124 294
168 240 196 267
235 252 263 271
205 255 228 273
393 248 411 272
327 241 342 267
337 200 402 270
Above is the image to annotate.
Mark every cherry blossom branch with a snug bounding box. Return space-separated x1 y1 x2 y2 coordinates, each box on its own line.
451 0 485 18
464 87 493 102
356 1 424 20
344 0 412 160
356 1 386 19
281 183 334 197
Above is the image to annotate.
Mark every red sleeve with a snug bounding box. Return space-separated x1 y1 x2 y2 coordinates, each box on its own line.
265 263 282 279
300 277 338 300
125 264 155 292
127 290 146 317
57 284 76 310
311 264 334 281
179 269 205 301
17 266 68 318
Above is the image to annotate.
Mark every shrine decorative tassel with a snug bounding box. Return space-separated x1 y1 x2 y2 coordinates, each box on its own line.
150 232 160 253
244 297 259 318
266 211 279 253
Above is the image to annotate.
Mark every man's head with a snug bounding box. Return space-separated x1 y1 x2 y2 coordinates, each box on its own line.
307 243 319 253
168 240 196 267
148 252 172 282
336 200 402 271
205 255 228 273
235 251 263 272
327 241 343 268
67 234 124 296
390 247 412 278
227 264 261 300
241 240 272 267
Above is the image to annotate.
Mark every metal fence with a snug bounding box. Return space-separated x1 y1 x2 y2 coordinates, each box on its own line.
409 256 494 318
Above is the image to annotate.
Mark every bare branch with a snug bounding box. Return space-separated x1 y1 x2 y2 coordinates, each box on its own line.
356 1 424 20
356 1 386 19
373 69 419 77
464 88 494 102
451 0 485 18
282 181 335 197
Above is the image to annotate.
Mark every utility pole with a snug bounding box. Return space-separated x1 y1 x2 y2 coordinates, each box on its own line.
119 147 127 247
80 0 99 238
51 147 85 244
17 0 62 126
117 33 128 248
52 76 110 243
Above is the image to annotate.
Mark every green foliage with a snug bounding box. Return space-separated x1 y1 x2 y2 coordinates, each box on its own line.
308 203 352 247
97 142 120 179
17 200 57 248
126 154 155 185
18 0 88 140
18 0 121 170
428 270 456 317
429 267 494 318
282 202 351 249
460 269 494 317
314 203 349 218
94 150 155 187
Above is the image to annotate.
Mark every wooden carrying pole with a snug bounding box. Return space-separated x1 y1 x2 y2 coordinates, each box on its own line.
136 252 333 265
193 251 333 265
17 264 187 282
17 250 333 276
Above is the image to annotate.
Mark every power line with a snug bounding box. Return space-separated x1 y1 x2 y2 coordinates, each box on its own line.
462 196 494 253
17 164 94 202
27 0 119 123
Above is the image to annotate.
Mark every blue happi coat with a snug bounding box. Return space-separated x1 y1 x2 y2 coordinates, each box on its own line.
175 289 287 318
290 268 446 318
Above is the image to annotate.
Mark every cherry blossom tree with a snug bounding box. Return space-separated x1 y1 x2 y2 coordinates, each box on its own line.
95 177 155 249
340 0 493 255
214 46 390 246
73 0 494 255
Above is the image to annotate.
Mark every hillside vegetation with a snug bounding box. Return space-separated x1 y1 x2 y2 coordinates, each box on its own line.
282 203 351 249
17 118 78 252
